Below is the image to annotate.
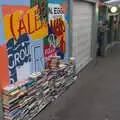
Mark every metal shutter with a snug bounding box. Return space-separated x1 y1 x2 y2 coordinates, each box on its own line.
72 1 93 72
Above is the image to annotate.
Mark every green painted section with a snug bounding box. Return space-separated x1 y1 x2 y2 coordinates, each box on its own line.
30 0 48 21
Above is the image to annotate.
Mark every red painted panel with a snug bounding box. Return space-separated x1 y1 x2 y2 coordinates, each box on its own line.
1 5 29 16
0 44 9 95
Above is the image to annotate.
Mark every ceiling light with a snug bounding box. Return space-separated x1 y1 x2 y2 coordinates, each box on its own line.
110 6 118 13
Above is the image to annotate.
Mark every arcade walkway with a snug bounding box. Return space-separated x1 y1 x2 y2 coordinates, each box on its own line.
34 45 120 120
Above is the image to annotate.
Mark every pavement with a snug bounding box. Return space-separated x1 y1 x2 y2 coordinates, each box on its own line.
34 45 120 120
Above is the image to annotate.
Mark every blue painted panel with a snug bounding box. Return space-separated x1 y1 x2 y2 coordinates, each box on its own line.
30 38 45 73
0 0 30 6
48 0 68 4
64 23 70 62
0 7 5 45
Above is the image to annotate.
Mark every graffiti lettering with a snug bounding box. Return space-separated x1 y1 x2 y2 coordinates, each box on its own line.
35 10 43 31
54 7 63 14
49 7 53 14
7 34 31 83
18 18 27 39
16 8 45 39
28 13 35 34
50 18 65 36
45 46 55 56
10 14 16 40
60 36 66 54
8 46 30 70
4 6 48 41
49 7 63 15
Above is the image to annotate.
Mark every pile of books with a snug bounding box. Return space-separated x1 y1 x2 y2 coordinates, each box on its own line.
64 64 76 88
2 58 77 120
29 72 52 112
21 79 38 120
3 80 29 120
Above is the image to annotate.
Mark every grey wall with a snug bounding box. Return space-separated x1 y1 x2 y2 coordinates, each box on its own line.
91 2 98 61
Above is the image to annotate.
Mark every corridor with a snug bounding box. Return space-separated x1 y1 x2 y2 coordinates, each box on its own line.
34 45 120 120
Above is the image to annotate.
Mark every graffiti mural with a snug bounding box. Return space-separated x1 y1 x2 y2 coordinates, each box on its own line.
7 33 31 84
48 3 66 59
0 0 69 89
43 0 69 65
2 5 48 41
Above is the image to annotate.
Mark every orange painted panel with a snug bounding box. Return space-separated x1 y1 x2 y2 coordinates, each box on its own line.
0 44 9 94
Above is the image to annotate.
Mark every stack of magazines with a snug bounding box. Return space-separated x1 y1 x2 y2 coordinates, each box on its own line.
2 60 77 120
3 80 29 120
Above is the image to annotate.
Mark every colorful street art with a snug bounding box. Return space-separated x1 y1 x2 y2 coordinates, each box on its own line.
2 5 48 41
0 0 70 90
